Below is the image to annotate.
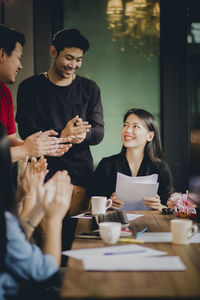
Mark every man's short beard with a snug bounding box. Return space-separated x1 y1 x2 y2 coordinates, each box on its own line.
55 66 66 79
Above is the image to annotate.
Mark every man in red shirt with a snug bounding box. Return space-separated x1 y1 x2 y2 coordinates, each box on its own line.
0 25 71 162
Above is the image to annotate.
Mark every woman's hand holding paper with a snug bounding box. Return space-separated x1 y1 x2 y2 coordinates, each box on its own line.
110 192 124 210
143 195 166 211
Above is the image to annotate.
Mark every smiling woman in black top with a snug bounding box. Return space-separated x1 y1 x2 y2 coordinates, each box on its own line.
90 108 173 211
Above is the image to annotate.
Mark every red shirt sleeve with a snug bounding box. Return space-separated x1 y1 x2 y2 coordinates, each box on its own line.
0 84 16 135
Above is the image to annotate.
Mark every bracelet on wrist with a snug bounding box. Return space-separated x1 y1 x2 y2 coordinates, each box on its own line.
24 217 36 229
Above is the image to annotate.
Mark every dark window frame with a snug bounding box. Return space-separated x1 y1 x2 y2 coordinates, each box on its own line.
160 0 189 192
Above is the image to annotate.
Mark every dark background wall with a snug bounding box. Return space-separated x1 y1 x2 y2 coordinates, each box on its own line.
160 0 188 192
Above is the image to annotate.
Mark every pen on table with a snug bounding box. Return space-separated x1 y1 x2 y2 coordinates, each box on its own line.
136 227 148 238
104 250 146 255
118 238 144 244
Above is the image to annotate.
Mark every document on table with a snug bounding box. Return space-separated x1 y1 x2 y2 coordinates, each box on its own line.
136 232 200 243
126 213 143 221
71 212 143 221
62 244 167 259
82 255 186 271
115 172 159 210
71 213 92 219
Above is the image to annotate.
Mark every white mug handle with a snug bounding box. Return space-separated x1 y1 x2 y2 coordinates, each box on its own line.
188 224 198 240
105 199 112 211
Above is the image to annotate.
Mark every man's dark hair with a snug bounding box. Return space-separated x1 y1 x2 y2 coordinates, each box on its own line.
52 28 89 54
0 24 25 56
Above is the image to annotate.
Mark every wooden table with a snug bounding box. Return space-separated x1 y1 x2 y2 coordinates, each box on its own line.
60 211 200 299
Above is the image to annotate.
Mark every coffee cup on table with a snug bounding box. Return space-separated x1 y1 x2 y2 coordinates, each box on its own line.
99 222 121 244
170 219 198 245
91 196 112 215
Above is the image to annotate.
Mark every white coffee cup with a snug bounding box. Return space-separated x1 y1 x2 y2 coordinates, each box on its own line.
99 222 121 244
170 219 198 245
91 196 112 215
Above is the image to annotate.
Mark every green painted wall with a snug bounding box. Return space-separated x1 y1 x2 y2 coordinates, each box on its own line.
64 0 160 168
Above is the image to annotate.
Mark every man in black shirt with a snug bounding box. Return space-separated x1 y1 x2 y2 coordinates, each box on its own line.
16 29 104 212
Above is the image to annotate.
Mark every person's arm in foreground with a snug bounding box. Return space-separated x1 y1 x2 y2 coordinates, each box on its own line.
18 155 48 238
41 171 73 265
8 130 72 162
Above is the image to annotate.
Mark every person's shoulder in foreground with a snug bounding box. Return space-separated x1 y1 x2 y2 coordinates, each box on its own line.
0 211 58 299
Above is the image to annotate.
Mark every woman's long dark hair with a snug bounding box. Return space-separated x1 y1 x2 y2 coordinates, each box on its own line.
0 122 17 270
121 108 164 162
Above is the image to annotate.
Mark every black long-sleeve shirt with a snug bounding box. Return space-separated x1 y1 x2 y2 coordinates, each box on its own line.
90 152 173 205
16 74 104 188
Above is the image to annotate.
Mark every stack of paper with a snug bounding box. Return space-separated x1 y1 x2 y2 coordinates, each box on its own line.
82 255 186 271
71 212 144 221
116 172 159 210
63 244 186 271
63 244 167 259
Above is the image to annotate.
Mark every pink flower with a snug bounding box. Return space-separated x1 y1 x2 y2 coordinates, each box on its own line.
167 192 197 217
167 193 182 209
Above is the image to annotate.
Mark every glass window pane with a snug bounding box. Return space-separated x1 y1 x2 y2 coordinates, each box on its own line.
64 0 160 166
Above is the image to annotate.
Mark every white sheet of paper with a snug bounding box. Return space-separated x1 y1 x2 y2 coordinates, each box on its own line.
71 213 143 221
62 244 167 259
118 172 158 183
82 255 186 271
126 213 143 221
136 232 200 243
71 213 92 219
116 172 159 210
